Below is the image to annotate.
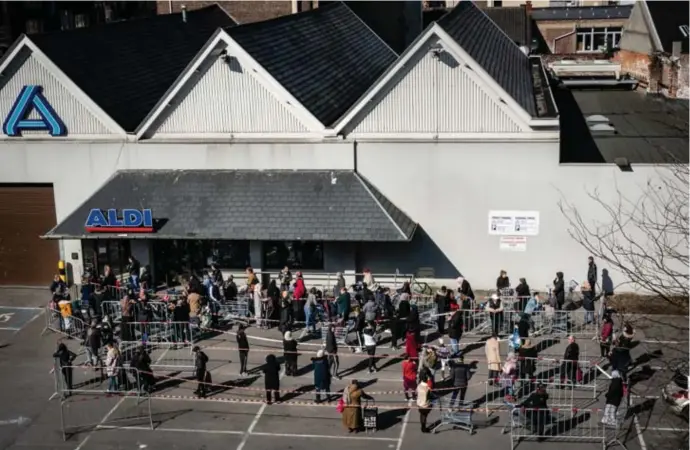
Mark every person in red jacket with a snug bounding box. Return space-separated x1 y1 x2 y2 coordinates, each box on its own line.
405 329 419 360
600 314 614 358
402 354 417 401
293 272 306 300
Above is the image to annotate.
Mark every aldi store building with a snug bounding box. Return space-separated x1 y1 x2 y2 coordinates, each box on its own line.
0 3 681 290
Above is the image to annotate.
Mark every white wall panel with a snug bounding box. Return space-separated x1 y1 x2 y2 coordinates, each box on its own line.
350 41 522 134
155 58 310 135
357 141 680 292
0 49 113 136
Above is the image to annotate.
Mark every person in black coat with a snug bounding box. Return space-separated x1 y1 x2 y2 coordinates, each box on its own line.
515 278 530 312
279 291 292 333
398 294 411 320
236 324 250 376
283 331 298 376
560 336 580 384
497 270 510 291
53 342 77 396
602 370 625 426
224 275 238 301
553 272 565 310
587 257 597 298
521 384 550 435
133 345 153 393
263 354 281 404
434 287 449 335
449 357 472 407
192 346 209 398
518 339 538 380
456 277 474 301
447 309 463 355
325 324 340 379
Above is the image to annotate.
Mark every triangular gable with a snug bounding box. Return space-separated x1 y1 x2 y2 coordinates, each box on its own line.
137 30 326 139
0 37 126 138
334 24 532 137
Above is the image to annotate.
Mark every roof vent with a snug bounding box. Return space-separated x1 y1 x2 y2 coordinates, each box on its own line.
586 114 609 125
590 123 616 135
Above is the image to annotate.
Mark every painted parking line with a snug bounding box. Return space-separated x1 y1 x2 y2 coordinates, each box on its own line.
250 431 399 441
97 425 244 435
0 307 43 333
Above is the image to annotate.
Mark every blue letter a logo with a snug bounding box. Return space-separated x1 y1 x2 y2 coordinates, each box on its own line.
3 85 66 137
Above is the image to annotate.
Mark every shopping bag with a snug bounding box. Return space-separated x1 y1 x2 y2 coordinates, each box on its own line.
336 397 345 413
576 368 583 383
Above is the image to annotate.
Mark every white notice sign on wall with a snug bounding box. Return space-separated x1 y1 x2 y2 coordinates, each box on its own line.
500 236 527 251
489 210 540 236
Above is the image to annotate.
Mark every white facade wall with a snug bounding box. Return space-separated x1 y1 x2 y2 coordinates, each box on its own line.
357 142 671 291
0 140 354 276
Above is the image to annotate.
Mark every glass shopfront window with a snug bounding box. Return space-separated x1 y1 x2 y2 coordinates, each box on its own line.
262 241 324 270
81 240 131 278
153 240 250 286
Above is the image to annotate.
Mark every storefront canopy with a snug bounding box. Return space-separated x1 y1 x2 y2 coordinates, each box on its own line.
44 170 417 242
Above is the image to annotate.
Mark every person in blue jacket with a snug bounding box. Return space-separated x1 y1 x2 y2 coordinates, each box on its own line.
312 349 331 403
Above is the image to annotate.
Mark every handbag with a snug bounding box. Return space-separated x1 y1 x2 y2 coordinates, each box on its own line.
576 368 583 383
336 397 345 413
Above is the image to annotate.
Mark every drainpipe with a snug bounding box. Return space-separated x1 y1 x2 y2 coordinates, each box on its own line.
168 0 172 14
181 5 187 23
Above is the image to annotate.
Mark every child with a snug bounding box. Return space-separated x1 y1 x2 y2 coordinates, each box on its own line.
501 353 518 402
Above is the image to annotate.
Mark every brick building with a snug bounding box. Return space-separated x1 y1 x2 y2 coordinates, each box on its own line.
530 4 631 54
615 1 689 99
155 0 293 24
156 1 422 53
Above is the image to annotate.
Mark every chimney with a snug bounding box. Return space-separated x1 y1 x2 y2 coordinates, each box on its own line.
672 41 682 59
525 1 532 14
181 4 187 23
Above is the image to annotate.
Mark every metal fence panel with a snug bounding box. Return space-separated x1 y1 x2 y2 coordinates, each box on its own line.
508 407 628 450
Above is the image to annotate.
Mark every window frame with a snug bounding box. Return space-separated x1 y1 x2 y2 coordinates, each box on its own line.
575 27 622 53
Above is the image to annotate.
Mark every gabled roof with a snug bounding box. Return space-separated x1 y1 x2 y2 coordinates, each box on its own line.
437 1 538 117
482 6 529 47
28 5 236 132
45 170 417 242
226 2 397 127
645 1 689 54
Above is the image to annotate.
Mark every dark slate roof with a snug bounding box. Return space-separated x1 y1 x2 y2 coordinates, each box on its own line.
555 86 689 164
29 6 236 132
646 1 689 54
483 6 529 46
227 2 397 126
531 5 632 21
437 1 539 117
45 170 416 241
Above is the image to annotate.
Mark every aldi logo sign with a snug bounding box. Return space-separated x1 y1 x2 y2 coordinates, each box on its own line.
3 85 66 137
85 209 154 233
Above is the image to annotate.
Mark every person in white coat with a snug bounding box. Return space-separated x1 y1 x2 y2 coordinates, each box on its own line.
254 283 263 327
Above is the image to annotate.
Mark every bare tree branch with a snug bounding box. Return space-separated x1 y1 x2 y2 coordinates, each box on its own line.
558 161 689 310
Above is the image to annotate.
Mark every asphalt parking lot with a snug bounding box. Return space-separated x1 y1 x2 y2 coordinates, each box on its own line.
0 287 686 450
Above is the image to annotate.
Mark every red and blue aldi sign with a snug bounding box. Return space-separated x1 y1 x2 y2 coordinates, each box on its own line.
3 85 66 137
85 209 154 233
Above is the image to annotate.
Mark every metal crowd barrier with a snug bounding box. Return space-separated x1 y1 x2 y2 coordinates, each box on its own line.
43 307 88 340
101 300 172 323
119 342 195 370
122 321 196 344
484 378 589 415
214 298 251 324
506 406 628 450
321 319 361 350
53 361 153 441
514 357 598 393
